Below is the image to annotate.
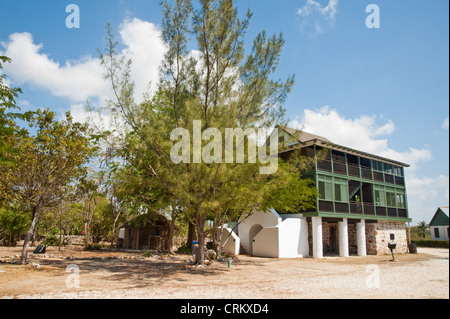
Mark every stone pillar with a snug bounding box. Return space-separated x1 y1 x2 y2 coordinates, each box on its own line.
356 219 366 257
338 218 349 257
312 217 323 259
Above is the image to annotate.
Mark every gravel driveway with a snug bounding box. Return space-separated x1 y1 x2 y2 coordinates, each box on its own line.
1 247 448 299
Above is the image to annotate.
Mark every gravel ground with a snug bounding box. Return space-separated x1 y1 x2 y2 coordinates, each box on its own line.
0 246 448 299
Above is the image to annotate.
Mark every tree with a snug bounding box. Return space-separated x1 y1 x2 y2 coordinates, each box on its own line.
76 174 102 246
96 0 317 265
0 56 30 168
0 109 94 264
0 207 30 247
416 221 430 239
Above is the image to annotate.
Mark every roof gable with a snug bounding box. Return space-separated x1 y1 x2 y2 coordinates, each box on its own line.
429 207 449 226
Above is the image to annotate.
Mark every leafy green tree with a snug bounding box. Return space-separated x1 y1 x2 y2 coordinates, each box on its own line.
0 56 31 168
96 0 316 265
0 109 94 264
0 208 30 246
416 221 430 239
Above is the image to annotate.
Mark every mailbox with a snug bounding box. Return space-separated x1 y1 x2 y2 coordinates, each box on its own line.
388 241 397 261
388 242 397 250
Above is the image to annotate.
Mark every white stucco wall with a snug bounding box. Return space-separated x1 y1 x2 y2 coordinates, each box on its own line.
218 227 240 256
278 218 309 258
253 227 279 257
239 209 282 255
239 210 309 258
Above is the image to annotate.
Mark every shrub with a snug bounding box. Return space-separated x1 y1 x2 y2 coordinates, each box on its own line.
83 243 103 251
411 240 449 249
176 245 191 254
41 235 61 247
143 250 153 257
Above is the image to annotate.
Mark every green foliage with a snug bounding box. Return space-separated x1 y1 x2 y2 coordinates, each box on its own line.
95 0 316 264
415 221 430 239
143 250 154 257
0 56 33 169
0 207 30 246
176 245 192 254
83 243 104 251
41 234 61 247
411 239 449 249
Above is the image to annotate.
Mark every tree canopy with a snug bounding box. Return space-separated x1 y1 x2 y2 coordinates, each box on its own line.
94 0 317 264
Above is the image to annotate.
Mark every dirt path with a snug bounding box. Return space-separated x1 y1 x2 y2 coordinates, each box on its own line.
0 246 448 299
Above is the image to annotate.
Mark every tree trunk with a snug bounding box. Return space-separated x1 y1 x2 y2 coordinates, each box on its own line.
211 217 220 255
187 221 196 252
194 214 206 265
168 207 176 254
110 209 121 247
21 205 41 265
84 221 90 246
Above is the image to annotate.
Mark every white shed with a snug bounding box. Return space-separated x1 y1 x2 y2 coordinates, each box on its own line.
238 209 309 258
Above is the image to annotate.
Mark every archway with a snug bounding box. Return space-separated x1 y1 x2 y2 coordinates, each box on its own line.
249 224 263 255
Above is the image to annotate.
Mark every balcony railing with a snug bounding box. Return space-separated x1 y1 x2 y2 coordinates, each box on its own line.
361 167 372 180
333 161 347 174
363 202 375 215
385 174 395 184
347 163 360 177
317 159 332 172
350 201 363 214
373 171 384 182
395 176 405 186
316 200 408 219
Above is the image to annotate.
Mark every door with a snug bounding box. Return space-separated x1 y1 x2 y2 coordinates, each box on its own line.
330 225 338 253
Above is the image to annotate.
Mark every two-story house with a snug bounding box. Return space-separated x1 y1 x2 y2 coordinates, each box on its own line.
238 126 412 258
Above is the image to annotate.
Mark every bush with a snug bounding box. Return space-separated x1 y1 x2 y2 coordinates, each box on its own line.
83 243 103 251
176 245 191 254
143 250 153 257
411 240 449 249
41 235 62 247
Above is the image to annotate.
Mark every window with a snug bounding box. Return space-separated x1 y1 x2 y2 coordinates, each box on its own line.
396 193 405 208
318 176 333 201
375 189 386 206
434 227 440 238
372 160 383 172
386 189 396 207
334 178 348 202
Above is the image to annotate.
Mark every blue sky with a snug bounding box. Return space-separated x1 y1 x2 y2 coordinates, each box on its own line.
0 0 448 224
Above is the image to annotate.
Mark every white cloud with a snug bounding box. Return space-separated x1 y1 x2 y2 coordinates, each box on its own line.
0 18 166 122
441 116 449 129
296 0 339 36
297 0 338 20
118 18 166 100
288 106 431 169
288 107 448 224
406 174 449 223
1 32 109 102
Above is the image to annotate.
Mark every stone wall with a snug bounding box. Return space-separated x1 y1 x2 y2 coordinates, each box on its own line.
368 221 408 255
307 219 408 256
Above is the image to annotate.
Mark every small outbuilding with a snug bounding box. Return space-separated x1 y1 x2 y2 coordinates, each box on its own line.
429 207 449 241
117 213 171 251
